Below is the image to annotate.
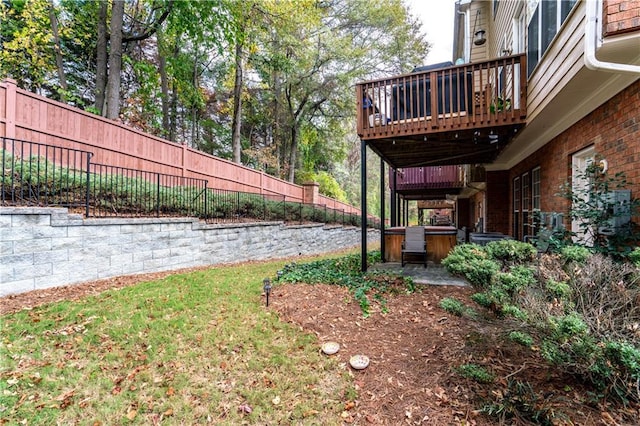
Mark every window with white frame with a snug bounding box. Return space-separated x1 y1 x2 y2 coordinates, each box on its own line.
527 0 578 76
513 176 521 239
532 167 541 211
532 166 541 235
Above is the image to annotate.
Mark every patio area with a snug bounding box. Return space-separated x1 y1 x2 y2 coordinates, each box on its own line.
371 262 469 287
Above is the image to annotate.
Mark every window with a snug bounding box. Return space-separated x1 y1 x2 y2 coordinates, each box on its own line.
527 0 578 76
513 176 521 239
493 0 499 17
572 146 596 245
532 167 541 235
532 167 541 211
522 172 530 238
513 168 541 240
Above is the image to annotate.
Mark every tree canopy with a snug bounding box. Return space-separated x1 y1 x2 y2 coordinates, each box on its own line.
1 0 431 210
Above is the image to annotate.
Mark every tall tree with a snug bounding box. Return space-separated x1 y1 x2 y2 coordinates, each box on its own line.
95 1 107 114
48 0 67 100
105 0 124 119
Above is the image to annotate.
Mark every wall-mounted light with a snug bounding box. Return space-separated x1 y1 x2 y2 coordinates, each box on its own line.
474 29 487 46
598 159 608 173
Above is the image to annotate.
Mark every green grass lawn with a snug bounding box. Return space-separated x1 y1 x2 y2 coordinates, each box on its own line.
0 257 354 425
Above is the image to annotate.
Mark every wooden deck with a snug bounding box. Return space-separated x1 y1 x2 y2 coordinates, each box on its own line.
356 54 527 168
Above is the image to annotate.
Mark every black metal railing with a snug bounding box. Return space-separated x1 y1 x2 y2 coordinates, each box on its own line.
88 163 208 219
1 138 379 228
1 138 93 216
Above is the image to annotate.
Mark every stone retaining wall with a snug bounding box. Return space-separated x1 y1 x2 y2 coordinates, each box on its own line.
0 208 379 297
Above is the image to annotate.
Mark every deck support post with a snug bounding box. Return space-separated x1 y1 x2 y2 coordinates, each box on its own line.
360 139 368 272
391 168 397 227
380 157 385 262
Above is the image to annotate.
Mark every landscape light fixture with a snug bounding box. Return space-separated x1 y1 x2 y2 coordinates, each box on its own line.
263 278 272 307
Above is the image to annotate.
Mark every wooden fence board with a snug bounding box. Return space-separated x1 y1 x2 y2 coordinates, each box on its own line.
0 79 358 212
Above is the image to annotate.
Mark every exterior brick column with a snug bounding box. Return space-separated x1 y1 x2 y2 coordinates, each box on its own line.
302 182 320 205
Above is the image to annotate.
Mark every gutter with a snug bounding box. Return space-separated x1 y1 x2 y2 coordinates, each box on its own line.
584 0 640 74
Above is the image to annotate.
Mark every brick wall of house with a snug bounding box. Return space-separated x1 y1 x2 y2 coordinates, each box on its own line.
603 0 640 36
507 80 640 234
486 171 510 234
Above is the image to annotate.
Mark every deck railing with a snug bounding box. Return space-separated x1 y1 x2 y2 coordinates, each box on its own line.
357 54 527 140
390 165 466 190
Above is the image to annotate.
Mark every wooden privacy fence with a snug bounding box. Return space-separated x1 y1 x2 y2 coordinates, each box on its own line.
0 78 360 216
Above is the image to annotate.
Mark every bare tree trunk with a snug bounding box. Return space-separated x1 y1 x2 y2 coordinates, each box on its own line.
95 0 108 114
106 0 124 120
48 1 67 102
190 48 199 147
157 30 170 138
288 124 298 183
231 41 243 164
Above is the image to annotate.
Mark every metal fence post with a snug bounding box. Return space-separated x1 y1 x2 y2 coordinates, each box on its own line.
156 173 161 217
204 182 208 220
85 153 93 218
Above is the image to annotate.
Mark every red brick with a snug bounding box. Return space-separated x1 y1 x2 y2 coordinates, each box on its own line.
498 80 640 237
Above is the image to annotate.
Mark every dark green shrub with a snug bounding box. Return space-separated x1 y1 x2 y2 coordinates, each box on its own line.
485 239 537 264
494 266 536 293
549 312 589 341
470 292 492 308
508 331 534 347
545 279 572 299
455 363 495 384
629 247 640 267
443 245 500 288
439 297 465 316
559 245 592 264
501 304 528 320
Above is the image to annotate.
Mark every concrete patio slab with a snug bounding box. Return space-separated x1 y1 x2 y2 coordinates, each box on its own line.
370 262 469 287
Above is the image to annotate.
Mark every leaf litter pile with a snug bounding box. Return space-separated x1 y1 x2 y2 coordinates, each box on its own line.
272 281 638 425
2 261 639 425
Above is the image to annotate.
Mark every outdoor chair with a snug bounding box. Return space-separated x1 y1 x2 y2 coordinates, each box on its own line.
401 226 427 268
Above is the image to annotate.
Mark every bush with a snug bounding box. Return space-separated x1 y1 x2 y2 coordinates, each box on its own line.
494 266 536 293
545 279 572 299
501 304 528 320
508 331 534 348
455 363 495 384
442 244 500 288
485 239 537 264
630 247 640 267
439 297 466 316
450 239 640 403
559 245 592 264
471 292 492 308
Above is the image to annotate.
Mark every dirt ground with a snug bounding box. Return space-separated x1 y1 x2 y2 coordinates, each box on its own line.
2 271 639 425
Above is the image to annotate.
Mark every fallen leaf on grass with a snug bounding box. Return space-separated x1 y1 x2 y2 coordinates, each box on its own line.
238 403 252 414
344 401 355 410
126 409 137 420
271 395 281 405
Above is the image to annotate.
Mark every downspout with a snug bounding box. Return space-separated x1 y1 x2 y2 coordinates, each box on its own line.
585 0 640 74
455 1 471 63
